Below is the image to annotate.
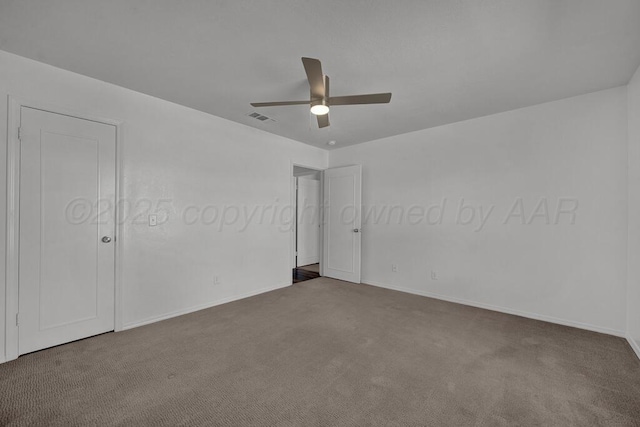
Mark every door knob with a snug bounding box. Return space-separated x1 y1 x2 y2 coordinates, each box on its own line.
101 236 112 243
353 229 360 233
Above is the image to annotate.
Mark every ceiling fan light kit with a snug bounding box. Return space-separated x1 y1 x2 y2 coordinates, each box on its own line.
310 99 329 115
251 57 391 128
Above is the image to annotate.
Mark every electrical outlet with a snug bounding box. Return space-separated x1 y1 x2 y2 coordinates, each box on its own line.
392 264 398 273
431 270 438 280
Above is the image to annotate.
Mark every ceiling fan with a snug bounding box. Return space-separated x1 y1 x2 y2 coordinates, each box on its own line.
250 57 392 128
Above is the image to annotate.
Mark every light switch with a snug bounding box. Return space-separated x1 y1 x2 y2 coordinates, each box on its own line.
149 214 157 226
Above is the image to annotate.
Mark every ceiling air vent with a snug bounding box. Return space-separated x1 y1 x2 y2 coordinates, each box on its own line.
247 112 274 122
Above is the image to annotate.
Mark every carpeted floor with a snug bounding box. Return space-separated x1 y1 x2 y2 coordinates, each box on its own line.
1 277 639 426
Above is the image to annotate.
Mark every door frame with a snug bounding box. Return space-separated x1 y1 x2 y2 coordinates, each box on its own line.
4 96 124 362
290 162 324 282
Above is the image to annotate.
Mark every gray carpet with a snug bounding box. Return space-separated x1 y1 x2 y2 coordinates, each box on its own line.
1 277 639 426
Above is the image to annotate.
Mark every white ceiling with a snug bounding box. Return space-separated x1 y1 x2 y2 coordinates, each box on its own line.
1 1 639 150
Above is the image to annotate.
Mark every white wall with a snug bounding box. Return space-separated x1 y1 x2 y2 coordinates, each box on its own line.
627 64 640 357
329 87 628 335
0 50 328 362
296 176 321 266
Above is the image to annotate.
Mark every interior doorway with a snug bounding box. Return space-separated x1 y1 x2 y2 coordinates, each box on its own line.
292 165 322 283
289 163 362 285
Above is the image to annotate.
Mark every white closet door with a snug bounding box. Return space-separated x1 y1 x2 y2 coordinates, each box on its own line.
18 107 116 354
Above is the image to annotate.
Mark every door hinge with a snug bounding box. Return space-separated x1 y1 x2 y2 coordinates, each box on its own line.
17 126 22 141
16 313 19 326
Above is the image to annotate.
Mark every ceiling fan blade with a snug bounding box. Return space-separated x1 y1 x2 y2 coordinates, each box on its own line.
324 75 330 98
302 57 325 100
328 93 392 105
317 113 330 128
250 100 309 107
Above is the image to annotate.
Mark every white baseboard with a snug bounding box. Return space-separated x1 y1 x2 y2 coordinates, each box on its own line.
627 335 640 361
363 279 625 338
122 282 291 331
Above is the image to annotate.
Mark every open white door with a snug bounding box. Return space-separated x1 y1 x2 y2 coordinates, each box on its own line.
323 165 362 283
